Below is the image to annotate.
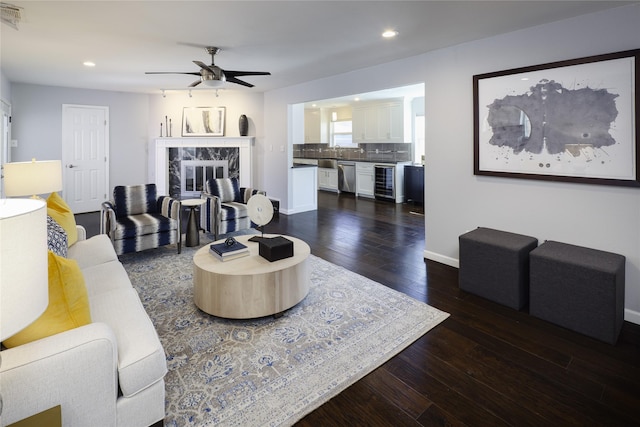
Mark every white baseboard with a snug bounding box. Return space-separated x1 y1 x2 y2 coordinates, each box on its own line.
423 250 459 268
279 205 316 215
624 308 640 325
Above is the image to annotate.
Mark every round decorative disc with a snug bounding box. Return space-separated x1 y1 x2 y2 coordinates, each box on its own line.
247 194 274 227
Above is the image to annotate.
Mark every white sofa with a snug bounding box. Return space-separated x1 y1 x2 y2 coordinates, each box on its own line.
0 226 167 427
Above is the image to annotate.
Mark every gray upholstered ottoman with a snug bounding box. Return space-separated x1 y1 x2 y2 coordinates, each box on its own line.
459 227 538 310
529 241 625 344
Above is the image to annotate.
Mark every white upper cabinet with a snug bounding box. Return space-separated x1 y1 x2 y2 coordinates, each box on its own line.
386 101 404 142
352 99 406 143
351 107 366 142
304 109 321 143
304 108 330 144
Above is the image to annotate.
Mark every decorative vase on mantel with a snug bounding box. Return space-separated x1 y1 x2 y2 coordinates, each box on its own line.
239 114 249 136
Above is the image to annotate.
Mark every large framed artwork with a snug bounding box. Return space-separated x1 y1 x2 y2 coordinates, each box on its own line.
182 107 225 137
474 49 639 187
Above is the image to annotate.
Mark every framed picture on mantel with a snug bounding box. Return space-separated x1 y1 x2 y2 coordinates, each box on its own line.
473 49 640 187
182 107 225 137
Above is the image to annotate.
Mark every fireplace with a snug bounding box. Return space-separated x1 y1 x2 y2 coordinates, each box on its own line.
168 147 238 199
153 137 254 199
181 160 228 199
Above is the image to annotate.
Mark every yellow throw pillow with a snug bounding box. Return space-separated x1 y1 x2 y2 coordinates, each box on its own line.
3 251 92 348
47 191 78 245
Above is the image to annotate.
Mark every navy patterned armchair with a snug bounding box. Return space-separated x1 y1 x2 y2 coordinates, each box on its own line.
101 184 181 255
200 177 266 240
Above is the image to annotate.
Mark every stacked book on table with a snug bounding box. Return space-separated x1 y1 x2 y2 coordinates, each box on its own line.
209 240 250 261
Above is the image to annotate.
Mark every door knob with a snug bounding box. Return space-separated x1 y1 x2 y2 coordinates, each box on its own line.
67 164 77 168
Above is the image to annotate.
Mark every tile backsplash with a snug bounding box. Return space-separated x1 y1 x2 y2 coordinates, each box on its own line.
293 143 412 163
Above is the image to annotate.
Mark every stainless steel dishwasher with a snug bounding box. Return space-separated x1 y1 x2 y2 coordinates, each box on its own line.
338 161 356 193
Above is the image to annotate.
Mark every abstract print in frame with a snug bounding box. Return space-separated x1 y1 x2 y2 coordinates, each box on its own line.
474 49 639 187
182 106 225 137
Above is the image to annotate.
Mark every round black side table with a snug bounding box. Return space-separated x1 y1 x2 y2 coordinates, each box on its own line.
182 199 206 247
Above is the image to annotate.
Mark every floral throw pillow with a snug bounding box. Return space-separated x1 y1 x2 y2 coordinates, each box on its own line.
47 215 68 258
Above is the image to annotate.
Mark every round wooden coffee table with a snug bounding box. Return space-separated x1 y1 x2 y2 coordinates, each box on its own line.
192 234 311 319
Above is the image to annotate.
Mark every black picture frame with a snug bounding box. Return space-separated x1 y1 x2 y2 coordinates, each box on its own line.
473 49 639 187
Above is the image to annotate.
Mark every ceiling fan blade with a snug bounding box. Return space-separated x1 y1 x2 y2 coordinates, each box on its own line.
145 71 201 76
193 61 214 72
224 70 271 78
226 76 254 88
146 47 268 89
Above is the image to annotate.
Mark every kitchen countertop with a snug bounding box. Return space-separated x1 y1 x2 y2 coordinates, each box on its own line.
294 157 411 165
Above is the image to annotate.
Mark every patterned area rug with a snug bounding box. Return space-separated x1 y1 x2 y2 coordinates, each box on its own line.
120 237 449 426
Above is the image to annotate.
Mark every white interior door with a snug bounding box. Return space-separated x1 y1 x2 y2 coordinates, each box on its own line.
0 99 11 198
62 104 109 213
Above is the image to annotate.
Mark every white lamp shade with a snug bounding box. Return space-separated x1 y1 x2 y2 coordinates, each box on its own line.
3 159 63 197
0 198 49 341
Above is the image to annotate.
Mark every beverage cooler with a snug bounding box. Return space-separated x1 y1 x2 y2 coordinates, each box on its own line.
374 165 395 200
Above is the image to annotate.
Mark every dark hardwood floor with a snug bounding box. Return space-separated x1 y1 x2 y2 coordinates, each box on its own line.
76 191 640 426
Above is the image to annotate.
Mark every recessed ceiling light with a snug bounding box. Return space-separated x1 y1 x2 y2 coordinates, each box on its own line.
354 97 360 102
382 30 398 39
83 61 96 67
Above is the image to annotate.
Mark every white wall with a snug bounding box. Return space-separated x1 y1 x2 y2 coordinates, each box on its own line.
0 69 11 102
146 90 264 186
422 5 640 324
10 84 149 188
9 84 265 191
264 4 640 323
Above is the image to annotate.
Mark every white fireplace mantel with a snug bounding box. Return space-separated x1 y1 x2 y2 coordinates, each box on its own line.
153 137 254 196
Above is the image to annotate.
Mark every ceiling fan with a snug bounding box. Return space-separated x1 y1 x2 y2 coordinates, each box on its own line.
145 46 271 88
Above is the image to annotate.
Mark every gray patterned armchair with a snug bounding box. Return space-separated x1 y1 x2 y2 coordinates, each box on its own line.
101 183 181 255
200 177 266 240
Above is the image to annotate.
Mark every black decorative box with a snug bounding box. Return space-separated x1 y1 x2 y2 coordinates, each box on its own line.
258 236 293 262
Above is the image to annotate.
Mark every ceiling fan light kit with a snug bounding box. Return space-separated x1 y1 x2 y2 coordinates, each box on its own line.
201 78 226 88
146 46 270 89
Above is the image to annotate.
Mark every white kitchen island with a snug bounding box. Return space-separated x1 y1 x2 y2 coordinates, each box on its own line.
289 163 318 214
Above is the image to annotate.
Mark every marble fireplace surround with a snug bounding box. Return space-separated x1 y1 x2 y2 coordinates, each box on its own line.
154 137 254 199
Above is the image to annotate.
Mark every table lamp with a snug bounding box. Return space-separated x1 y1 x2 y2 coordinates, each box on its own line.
0 198 48 342
3 159 63 198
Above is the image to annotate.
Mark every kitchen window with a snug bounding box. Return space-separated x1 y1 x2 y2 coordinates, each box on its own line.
331 120 356 148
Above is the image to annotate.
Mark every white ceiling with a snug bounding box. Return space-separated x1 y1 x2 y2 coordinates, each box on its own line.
0 1 634 95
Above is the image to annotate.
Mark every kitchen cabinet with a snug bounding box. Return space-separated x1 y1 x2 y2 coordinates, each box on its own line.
318 168 338 192
352 100 405 143
352 106 378 142
355 162 374 198
404 165 424 204
304 109 321 143
385 101 404 142
304 109 327 143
